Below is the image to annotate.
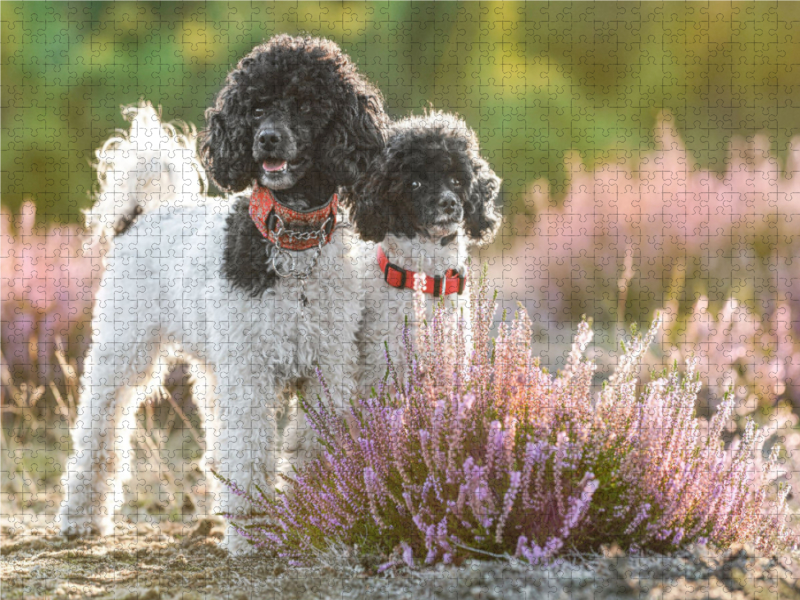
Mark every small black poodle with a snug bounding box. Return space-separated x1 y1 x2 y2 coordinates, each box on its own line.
348 110 501 244
349 111 502 390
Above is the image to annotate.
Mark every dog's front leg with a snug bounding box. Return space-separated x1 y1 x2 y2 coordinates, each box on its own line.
279 358 358 477
275 387 315 486
214 376 282 556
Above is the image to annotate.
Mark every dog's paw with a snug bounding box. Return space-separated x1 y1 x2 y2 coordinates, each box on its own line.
57 509 112 539
219 524 260 557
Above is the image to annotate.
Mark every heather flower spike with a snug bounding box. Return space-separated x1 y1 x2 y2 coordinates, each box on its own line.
217 271 796 565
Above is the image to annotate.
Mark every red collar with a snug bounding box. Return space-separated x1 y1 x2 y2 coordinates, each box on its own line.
377 246 466 297
249 186 338 251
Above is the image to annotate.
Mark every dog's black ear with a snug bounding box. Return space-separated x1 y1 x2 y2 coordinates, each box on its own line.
320 84 388 190
464 155 502 245
199 84 254 193
345 157 398 243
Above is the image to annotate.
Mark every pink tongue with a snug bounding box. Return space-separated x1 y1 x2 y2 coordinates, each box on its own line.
263 160 287 172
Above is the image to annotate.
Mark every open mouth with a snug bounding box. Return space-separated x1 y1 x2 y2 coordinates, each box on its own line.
262 160 289 173
428 220 460 238
258 155 309 190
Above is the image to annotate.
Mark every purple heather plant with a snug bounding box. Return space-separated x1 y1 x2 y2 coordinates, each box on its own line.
1 202 98 388
218 274 794 566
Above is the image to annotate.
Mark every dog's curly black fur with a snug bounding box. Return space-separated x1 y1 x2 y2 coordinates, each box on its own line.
221 196 277 297
346 111 502 246
199 35 388 294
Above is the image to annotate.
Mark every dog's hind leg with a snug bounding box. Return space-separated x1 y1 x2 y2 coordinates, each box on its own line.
58 337 158 538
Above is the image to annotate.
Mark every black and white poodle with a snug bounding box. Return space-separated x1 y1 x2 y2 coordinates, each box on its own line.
59 35 387 555
201 34 387 292
347 111 502 391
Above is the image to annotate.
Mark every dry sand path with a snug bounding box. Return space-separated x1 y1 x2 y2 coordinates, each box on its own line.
3 514 799 600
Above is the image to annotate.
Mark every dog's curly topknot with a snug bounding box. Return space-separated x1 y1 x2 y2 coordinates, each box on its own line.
199 34 388 193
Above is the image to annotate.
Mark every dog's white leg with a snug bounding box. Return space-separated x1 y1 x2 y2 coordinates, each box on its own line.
185 360 222 518
275 388 301 478
277 354 358 485
214 374 281 556
359 294 416 396
58 340 156 538
272 395 323 505
357 300 388 398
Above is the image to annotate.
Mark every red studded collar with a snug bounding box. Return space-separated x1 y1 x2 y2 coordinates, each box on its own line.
377 245 466 297
249 185 338 251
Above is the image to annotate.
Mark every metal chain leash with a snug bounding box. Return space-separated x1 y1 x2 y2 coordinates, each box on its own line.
270 214 333 279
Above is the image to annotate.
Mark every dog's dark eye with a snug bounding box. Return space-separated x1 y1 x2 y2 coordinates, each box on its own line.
451 176 464 189
410 180 422 191
252 107 265 118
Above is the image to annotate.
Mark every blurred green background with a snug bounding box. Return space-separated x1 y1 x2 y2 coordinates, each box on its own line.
4 1 800 223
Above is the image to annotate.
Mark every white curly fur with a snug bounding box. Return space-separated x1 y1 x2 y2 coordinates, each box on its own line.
358 233 472 394
59 104 365 555
87 103 206 236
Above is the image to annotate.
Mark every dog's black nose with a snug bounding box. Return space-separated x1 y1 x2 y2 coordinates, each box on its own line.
441 195 459 217
258 129 282 149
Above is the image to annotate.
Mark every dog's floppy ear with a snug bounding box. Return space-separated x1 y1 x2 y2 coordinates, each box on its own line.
320 84 388 189
346 156 399 243
464 155 502 245
199 83 254 193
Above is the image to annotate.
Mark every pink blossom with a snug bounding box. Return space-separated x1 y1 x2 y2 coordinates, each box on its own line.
2 202 100 385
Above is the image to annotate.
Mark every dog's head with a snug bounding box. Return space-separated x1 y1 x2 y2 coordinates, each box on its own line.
200 35 387 196
348 111 502 246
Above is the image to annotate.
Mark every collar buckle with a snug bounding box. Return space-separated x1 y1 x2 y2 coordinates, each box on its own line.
383 261 407 288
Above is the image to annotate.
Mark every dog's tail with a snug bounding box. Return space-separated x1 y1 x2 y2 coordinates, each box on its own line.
86 101 207 237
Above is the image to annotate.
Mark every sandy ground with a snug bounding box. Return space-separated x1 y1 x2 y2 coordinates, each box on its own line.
3 512 800 600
